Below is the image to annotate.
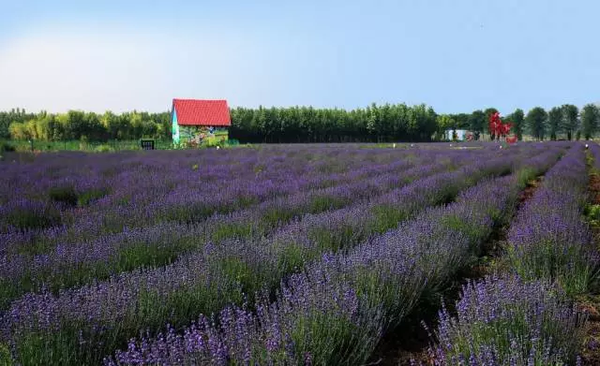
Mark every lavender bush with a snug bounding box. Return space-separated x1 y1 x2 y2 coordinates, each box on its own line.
104 145 564 366
429 275 586 366
0 155 455 310
507 145 600 295
0 143 577 365
1 155 494 365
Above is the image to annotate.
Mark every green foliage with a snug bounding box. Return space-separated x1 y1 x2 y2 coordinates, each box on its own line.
547 106 562 140
515 167 537 189
369 205 410 234
0 139 173 152
507 240 596 296
561 104 579 140
585 204 600 226
229 103 438 143
509 108 525 140
449 113 470 130
277 243 305 274
260 207 298 229
94 144 114 152
483 107 498 120
436 114 456 140
468 110 486 137
210 222 256 242
441 214 490 252
308 195 348 213
309 224 363 253
0 141 15 152
6 109 171 142
0 103 590 144
11 282 244 366
525 107 547 140
288 311 377 366
581 103 599 140
0 108 34 139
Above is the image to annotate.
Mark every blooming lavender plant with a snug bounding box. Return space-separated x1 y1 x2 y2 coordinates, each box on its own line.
104 145 563 366
0 154 450 310
429 275 586 366
507 145 600 295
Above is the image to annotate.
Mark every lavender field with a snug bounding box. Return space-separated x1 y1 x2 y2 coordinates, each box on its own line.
0 142 598 366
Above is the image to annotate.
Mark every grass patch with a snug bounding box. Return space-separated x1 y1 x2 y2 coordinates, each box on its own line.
308 195 348 213
77 188 108 206
369 204 409 234
5 203 61 231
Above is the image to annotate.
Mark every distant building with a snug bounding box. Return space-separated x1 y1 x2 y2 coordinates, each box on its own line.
171 99 231 146
445 129 469 141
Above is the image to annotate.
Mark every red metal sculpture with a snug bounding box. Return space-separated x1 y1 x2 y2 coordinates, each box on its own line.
489 112 517 143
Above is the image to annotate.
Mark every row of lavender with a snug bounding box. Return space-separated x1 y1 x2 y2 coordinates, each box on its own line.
98 146 566 365
0 149 469 310
0 146 538 365
0 150 446 282
427 144 598 365
1 147 420 242
2 144 542 312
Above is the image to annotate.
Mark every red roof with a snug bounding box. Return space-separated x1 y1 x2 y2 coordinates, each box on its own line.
172 99 231 127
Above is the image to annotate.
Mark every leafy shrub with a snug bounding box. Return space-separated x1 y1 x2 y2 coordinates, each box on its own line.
0 141 15 152
94 144 114 153
586 204 600 226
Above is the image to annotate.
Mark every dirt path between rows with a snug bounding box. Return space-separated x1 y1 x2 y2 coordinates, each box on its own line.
579 169 600 365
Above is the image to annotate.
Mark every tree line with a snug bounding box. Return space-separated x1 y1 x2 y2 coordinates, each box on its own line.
1 103 599 143
229 104 438 143
1 109 171 142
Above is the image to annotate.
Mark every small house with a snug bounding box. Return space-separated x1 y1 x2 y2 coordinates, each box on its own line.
171 99 231 146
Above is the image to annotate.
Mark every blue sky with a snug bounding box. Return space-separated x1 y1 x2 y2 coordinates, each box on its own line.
0 0 599 114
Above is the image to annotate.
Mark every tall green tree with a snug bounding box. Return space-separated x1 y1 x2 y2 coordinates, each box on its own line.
581 104 599 140
484 107 498 119
468 110 486 140
0 108 34 139
101 111 119 140
526 107 547 140
436 114 456 140
449 113 470 130
561 104 579 140
547 107 562 140
509 108 525 140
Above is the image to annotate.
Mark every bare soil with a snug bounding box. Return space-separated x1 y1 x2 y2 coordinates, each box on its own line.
589 173 600 205
580 170 600 365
